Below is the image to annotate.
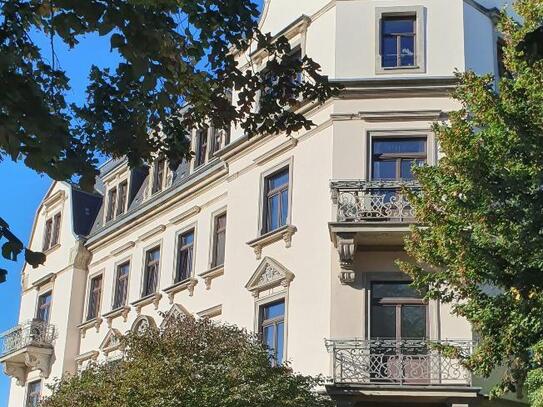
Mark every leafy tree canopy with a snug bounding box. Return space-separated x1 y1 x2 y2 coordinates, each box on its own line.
41 315 332 407
399 0 543 401
0 0 337 276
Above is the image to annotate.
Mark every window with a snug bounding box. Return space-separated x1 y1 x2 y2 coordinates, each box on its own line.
175 230 194 283
87 275 102 321
211 213 227 267
152 158 166 194
142 247 160 297
381 16 416 68
372 138 426 180
259 300 285 365
42 218 52 251
43 213 61 251
263 168 290 233
106 187 117 222
36 291 52 322
26 380 41 407
116 181 128 216
51 213 61 247
113 262 130 309
194 130 208 168
370 281 427 340
209 128 224 156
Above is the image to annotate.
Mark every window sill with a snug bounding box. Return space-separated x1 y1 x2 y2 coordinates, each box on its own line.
77 317 103 338
247 225 297 260
131 293 162 315
103 306 130 328
198 265 224 290
43 243 61 255
376 65 425 75
163 277 198 303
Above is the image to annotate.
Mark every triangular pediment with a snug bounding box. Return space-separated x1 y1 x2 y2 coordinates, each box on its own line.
245 257 294 296
160 303 191 329
100 329 123 355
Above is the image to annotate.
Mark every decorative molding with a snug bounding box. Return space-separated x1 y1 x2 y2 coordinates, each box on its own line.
78 317 103 338
100 329 123 356
198 266 224 290
161 303 191 328
253 138 298 166
110 241 136 257
247 225 297 260
1 346 54 386
75 350 99 367
197 305 222 319
71 238 93 270
42 190 66 210
31 273 56 289
163 278 198 304
131 293 162 316
3 362 26 386
336 233 356 285
103 306 130 329
138 225 166 242
357 110 444 122
245 257 295 298
168 206 201 226
130 315 157 334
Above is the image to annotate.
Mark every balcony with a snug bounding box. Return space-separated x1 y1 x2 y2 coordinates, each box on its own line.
329 180 419 284
0 320 56 385
325 339 479 406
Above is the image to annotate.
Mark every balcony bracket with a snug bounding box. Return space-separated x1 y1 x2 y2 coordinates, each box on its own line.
2 346 54 386
337 233 356 285
3 361 26 386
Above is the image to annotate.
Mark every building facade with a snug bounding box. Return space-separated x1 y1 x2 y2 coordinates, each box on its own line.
1 1 525 406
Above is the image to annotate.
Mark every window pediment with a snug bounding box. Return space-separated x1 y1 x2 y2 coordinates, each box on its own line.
99 329 123 356
245 257 294 297
160 304 191 329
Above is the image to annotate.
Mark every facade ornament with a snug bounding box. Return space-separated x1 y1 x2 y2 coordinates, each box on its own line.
103 306 130 329
198 266 225 290
131 315 157 334
133 293 162 316
160 304 191 329
337 233 356 285
165 278 198 304
79 317 103 338
245 257 295 298
24 352 52 379
100 329 123 356
247 225 297 260
3 362 26 386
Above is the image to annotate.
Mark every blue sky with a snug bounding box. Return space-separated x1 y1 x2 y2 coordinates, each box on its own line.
0 32 118 404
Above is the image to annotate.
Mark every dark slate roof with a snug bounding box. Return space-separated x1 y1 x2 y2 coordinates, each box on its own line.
71 188 103 237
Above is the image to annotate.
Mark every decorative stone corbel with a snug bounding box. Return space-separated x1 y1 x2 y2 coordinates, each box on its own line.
164 278 198 304
25 352 53 379
3 362 26 386
133 293 162 316
337 234 356 285
79 317 103 338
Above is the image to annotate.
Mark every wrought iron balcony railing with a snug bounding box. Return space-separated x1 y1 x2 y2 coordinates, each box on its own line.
325 339 474 386
0 319 56 357
331 180 420 223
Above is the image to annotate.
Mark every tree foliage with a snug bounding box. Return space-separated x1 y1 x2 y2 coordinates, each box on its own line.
41 315 332 407
1 0 337 190
398 0 543 399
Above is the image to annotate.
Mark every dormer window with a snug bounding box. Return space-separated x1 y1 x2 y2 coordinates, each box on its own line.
194 130 208 168
42 212 61 251
105 179 129 223
152 158 167 194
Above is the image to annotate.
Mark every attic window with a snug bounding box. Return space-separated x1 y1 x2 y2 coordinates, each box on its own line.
43 212 61 251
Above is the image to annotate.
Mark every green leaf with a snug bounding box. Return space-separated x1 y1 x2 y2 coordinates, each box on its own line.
25 249 46 268
2 240 23 261
0 269 6 284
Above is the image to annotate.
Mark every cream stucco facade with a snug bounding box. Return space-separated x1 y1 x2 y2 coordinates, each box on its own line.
1 1 526 407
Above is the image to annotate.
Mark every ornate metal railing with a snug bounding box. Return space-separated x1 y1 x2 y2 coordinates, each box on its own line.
331 180 420 223
0 320 56 356
325 339 474 386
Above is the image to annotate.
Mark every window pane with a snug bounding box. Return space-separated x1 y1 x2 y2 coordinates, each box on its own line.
372 282 421 299
263 301 285 320
401 306 427 338
400 159 416 179
373 160 397 179
400 36 415 66
267 195 280 231
373 139 426 154
371 305 396 338
268 169 289 190
276 321 285 364
181 231 194 246
280 190 289 227
263 325 275 356
382 36 398 68
382 17 415 35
